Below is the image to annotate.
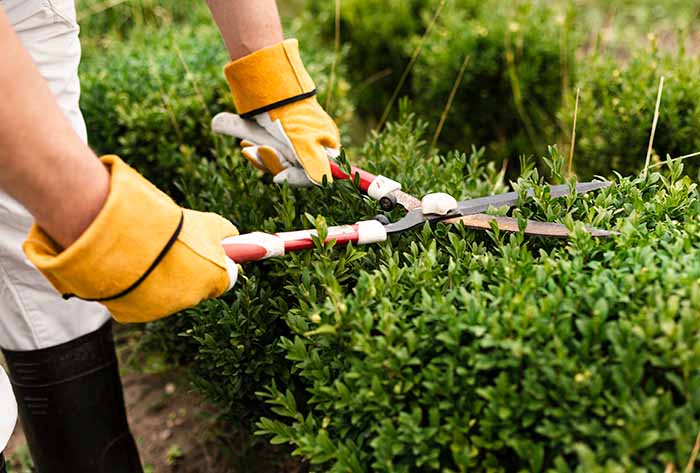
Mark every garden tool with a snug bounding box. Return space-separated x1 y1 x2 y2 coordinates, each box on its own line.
222 160 614 263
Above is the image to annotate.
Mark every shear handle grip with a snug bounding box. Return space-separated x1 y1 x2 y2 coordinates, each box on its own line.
329 160 403 201
222 220 387 263
329 160 377 193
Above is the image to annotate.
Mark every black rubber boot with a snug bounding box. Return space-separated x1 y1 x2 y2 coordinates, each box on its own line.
2 321 143 473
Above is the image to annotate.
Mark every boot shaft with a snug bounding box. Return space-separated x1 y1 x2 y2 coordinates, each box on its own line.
2 321 143 473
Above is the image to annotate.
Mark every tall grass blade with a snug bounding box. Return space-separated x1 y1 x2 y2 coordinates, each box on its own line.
377 0 447 131
325 0 342 111
431 55 470 149
643 75 665 177
567 87 580 177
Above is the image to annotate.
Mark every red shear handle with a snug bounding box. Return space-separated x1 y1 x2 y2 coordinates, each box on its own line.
222 220 387 263
329 160 377 193
329 160 402 200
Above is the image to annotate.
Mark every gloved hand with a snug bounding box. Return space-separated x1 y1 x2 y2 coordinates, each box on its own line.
212 39 340 187
23 155 239 323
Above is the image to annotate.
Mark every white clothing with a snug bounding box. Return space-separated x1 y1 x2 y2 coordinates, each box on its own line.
0 0 110 351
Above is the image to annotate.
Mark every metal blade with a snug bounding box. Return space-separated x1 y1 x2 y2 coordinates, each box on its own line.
384 180 611 235
454 181 611 216
443 213 615 238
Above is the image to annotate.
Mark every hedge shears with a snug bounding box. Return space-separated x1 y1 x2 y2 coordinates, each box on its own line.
221 161 614 263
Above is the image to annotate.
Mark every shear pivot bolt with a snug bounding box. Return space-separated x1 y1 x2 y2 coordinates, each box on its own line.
421 193 458 216
379 194 397 211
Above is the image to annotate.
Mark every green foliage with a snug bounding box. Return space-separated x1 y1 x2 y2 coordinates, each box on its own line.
307 0 575 162
305 0 426 119
253 145 700 472
568 46 700 177
413 0 573 158
77 2 700 470
135 107 700 470
76 0 205 47
6 444 34 473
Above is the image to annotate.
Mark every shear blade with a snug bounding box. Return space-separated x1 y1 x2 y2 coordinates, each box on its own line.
384 180 612 234
444 214 615 238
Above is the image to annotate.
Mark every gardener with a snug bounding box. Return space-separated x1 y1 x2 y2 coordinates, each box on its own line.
0 0 339 470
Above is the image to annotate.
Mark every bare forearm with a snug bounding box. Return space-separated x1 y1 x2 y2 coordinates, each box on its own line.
205 0 284 60
0 10 109 249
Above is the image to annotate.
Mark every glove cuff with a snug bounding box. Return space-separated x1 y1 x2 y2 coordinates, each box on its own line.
224 39 316 118
23 155 183 301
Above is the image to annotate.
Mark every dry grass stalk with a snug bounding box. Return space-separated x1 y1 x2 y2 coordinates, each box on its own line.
325 0 342 110
355 68 394 95
684 432 700 473
567 87 581 177
173 44 211 118
649 150 700 170
643 76 665 177
377 0 448 131
431 55 471 149
504 26 537 146
148 56 183 141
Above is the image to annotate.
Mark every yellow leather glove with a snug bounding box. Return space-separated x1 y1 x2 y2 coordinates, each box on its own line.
212 39 340 186
23 155 239 323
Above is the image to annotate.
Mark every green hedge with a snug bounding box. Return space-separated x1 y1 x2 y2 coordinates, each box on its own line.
144 110 700 470
79 3 700 471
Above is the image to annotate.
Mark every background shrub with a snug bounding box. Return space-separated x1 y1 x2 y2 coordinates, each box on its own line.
566 46 700 178
411 0 573 161
305 0 575 167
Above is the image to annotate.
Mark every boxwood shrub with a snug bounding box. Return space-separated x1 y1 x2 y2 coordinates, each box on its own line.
134 106 700 470
79 4 700 471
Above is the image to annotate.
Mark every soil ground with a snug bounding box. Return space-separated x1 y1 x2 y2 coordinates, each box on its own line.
3 354 302 473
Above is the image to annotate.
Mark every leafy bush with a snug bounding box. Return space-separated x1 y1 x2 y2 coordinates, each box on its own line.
305 0 427 119
76 0 210 56
137 106 700 470
412 0 573 159
79 3 700 471
248 133 700 472
568 45 700 178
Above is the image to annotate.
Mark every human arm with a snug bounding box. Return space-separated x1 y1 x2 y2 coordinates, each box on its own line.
205 0 284 60
0 9 238 322
0 9 109 249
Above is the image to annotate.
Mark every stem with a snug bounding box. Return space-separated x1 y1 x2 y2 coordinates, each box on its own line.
325 0 341 111
377 0 447 131
567 87 580 177
431 55 471 149
643 76 665 177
